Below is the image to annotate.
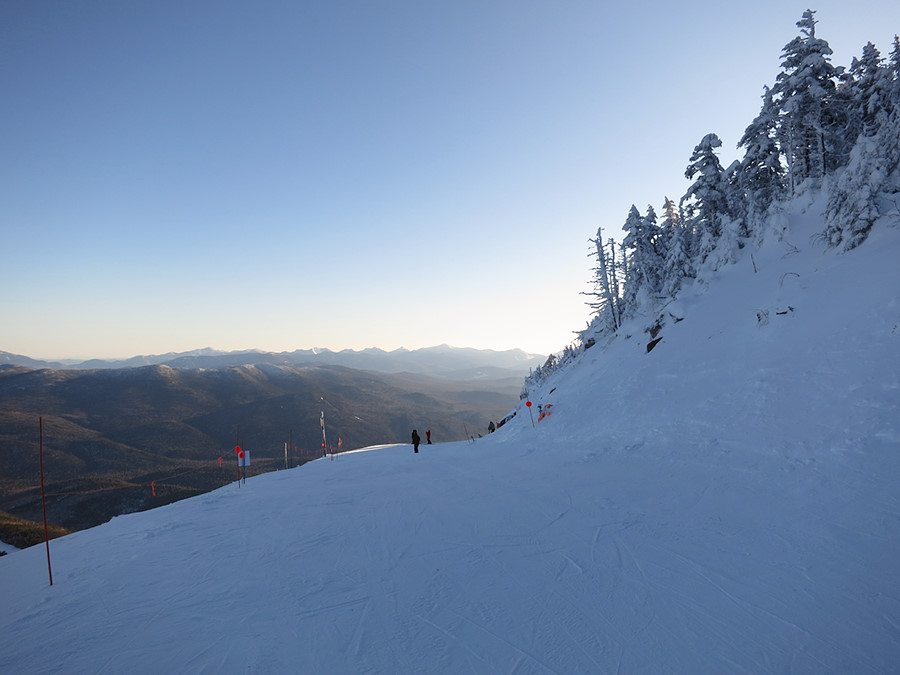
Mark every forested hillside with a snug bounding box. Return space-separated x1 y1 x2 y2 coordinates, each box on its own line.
528 10 899 389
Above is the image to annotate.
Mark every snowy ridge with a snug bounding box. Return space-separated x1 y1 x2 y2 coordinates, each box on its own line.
0 198 898 673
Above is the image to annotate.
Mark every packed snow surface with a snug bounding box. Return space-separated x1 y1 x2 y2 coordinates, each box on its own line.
2 206 899 673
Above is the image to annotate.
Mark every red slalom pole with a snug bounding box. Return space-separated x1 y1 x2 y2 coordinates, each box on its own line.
526 401 535 427
39 417 53 586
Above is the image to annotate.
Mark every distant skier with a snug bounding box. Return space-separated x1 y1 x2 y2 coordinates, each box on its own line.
426 430 432 444
488 420 496 433
411 429 421 453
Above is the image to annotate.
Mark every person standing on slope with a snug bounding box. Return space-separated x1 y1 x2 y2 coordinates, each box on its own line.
426 429 432 444
411 429 421 453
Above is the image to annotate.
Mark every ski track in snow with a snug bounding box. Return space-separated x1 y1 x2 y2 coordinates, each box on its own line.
7 432 897 673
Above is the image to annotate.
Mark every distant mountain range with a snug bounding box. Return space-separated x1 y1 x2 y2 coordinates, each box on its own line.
0 345 545 378
0 346 543 536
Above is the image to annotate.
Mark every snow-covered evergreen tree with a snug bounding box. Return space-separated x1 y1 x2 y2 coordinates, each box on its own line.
736 86 787 239
621 204 664 313
681 133 731 264
882 104 900 194
824 104 900 250
644 205 667 289
771 10 845 192
888 35 900 109
660 222 693 299
620 207 642 316
822 34 900 251
845 42 890 139
656 197 680 253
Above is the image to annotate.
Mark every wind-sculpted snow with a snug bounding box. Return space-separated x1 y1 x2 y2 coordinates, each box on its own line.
1 204 898 672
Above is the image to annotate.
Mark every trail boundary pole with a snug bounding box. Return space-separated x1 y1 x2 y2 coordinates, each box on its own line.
236 425 241 487
39 417 53 586
240 450 249 484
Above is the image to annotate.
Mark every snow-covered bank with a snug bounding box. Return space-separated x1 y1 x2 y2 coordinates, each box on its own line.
1 202 898 672
0 541 19 556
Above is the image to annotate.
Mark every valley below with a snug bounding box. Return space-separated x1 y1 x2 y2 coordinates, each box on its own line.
0 348 536 541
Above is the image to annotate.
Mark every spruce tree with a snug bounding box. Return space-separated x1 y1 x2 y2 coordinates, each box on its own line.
822 34 899 251
772 9 844 191
657 197 680 254
824 104 900 250
681 133 730 264
660 221 693 299
846 42 889 139
621 205 645 314
888 36 900 109
643 205 666 294
737 86 787 237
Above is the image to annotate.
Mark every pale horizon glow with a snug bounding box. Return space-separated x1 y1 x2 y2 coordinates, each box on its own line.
2 1 898 361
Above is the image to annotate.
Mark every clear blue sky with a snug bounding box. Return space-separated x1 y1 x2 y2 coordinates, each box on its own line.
2 1 897 359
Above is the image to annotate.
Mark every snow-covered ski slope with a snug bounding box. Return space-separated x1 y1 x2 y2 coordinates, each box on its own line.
1 200 898 673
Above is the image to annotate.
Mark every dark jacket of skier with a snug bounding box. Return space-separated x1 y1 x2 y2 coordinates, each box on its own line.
411 429 421 453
